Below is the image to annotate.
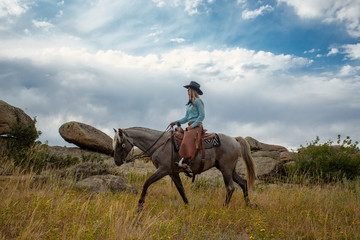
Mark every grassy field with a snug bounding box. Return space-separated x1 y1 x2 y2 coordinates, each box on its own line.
1 162 360 240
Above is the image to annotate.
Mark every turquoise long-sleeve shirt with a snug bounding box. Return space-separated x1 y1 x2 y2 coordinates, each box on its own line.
175 98 205 128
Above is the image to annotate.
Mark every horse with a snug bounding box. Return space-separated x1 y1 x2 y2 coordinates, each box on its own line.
113 126 256 210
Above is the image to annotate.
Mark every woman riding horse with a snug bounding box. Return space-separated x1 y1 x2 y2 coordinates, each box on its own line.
170 81 205 170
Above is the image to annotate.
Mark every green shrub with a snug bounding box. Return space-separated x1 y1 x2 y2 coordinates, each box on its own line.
286 135 360 183
6 145 80 173
2 118 81 173
5 117 42 148
81 152 105 164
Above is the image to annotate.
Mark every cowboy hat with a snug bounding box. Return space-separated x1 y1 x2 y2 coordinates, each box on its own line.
184 81 203 95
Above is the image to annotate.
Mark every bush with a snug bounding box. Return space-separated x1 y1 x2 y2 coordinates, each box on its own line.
2 118 81 173
286 135 360 183
5 117 42 148
6 145 80 173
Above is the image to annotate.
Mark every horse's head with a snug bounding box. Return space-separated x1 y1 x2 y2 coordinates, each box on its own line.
113 128 133 166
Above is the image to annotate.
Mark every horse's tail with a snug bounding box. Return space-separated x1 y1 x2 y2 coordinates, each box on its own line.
235 136 256 190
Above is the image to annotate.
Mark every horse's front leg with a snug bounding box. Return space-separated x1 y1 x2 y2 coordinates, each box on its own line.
138 168 168 211
170 173 189 204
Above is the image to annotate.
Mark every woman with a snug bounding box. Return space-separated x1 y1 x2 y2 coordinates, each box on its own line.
170 81 205 168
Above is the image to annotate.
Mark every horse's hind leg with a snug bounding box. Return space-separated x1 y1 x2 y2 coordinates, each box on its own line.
138 168 168 210
170 173 189 204
220 170 235 207
232 171 251 206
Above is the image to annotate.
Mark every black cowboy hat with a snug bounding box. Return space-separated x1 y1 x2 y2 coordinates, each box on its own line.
184 81 203 95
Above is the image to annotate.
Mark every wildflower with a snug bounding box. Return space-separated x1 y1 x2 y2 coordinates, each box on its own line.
260 229 265 232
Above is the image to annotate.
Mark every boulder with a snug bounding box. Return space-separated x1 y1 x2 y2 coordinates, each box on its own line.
0 100 35 135
74 174 137 194
280 151 294 163
245 136 288 152
251 150 281 160
59 121 113 155
56 162 116 180
236 156 284 180
232 137 288 181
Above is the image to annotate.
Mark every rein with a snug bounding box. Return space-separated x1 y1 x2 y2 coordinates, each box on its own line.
123 125 172 163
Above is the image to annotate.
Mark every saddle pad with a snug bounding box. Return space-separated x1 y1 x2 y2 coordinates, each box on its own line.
204 133 221 149
173 133 221 152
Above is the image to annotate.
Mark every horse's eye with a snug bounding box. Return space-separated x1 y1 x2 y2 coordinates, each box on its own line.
122 144 126 148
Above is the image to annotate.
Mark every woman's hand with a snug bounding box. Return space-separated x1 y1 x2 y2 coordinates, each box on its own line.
170 121 175 127
186 125 193 131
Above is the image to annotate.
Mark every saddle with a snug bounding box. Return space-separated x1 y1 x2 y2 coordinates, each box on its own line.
173 126 220 153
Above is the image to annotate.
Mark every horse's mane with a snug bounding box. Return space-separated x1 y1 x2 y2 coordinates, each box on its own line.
126 127 163 135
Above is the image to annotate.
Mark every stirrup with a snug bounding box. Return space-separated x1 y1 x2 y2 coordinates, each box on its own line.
178 158 184 167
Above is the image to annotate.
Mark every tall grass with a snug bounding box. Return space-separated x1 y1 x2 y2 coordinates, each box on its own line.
1 157 359 240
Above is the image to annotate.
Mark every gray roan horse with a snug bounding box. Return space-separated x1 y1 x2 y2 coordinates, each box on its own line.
113 127 256 209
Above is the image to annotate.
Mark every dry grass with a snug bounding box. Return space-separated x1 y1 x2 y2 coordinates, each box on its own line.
1 160 359 240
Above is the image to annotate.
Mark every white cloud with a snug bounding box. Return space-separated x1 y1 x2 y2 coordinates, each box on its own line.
172 0 213 15
57 1 65 6
73 1 129 33
56 10 63 18
304 48 320 54
0 0 28 18
152 0 215 14
278 0 360 37
152 0 165 7
182 0 203 15
242 5 274 20
338 65 360 76
170 38 185 43
32 20 54 30
342 43 360 60
0 36 310 75
327 47 339 56
147 30 163 37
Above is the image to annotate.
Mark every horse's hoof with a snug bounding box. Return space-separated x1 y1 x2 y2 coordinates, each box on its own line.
247 202 258 208
137 204 144 212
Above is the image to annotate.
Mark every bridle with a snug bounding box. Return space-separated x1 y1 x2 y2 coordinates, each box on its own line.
115 125 173 163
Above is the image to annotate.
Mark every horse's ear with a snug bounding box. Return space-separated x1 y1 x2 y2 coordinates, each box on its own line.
118 128 123 136
113 128 117 133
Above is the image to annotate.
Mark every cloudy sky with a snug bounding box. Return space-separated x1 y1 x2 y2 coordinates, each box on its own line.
1 0 360 150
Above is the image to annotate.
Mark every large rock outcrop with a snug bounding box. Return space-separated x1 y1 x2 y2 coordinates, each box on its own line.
235 137 291 180
0 100 35 135
74 175 137 194
59 121 113 155
245 136 288 152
